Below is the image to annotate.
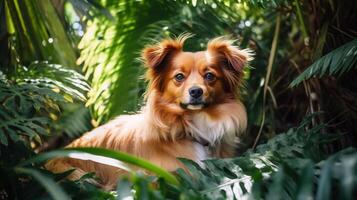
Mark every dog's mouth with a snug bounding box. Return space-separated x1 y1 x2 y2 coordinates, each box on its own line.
180 100 208 110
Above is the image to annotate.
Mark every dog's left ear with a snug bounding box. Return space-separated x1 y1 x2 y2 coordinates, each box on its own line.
142 34 192 71
142 40 182 70
207 37 253 74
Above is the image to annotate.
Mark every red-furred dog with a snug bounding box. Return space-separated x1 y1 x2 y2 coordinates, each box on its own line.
46 34 252 189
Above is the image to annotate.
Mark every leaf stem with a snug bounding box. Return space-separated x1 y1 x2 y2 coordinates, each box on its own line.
253 13 281 150
294 0 308 39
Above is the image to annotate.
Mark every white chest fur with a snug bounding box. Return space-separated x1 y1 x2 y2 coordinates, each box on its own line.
184 102 247 148
194 142 209 162
185 112 236 146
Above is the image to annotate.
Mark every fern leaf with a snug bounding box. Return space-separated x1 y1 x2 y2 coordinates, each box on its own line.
0 128 8 146
290 39 357 87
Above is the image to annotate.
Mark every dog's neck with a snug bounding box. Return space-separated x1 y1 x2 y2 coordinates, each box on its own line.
141 91 186 141
141 90 247 146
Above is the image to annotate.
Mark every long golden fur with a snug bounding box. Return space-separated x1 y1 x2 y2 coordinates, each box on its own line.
46 34 252 189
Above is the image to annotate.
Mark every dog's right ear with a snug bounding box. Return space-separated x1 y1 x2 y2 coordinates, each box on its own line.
142 34 191 70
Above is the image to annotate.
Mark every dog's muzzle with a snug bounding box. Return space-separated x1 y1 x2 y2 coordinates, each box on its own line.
180 86 208 110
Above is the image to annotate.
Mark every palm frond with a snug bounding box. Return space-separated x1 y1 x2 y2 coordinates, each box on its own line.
68 0 113 19
0 63 89 146
56 104 92 138
290 39 357 87
4 0 77 68
242 0 290 8
15 62 90 101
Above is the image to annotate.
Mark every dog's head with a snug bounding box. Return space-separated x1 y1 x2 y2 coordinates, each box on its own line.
142 34 252 112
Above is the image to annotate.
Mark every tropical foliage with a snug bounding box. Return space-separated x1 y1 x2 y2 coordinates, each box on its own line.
290 39 357 87
0 0 356 199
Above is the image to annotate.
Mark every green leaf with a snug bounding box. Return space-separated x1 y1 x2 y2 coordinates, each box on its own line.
19 147 179 185
0 128 8 146
117 177 134 200
26 121 49 136
0 109 12 120
339 150 357 200
12 124 38 139
15 167 70 200
290 39 357 87
266 168 284 200
6 127 19 142
315 159 333 200
16 62 90 102
295 161 314 200
35 0 77 67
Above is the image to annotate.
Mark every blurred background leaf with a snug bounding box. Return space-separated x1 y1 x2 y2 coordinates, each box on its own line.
290 39 357 87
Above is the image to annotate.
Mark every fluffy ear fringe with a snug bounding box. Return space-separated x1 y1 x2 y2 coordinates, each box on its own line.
207 37 253 92
142 33 193 69
207 37 253 73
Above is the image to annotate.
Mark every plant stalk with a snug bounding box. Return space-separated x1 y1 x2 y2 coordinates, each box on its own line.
253 13 281 150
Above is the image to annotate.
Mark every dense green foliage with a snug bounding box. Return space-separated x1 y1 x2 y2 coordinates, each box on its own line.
0 0 356 199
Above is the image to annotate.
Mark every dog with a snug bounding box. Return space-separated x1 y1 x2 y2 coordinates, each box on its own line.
46 34 252 189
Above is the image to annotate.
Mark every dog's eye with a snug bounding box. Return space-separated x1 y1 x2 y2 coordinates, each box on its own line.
204 72 216 82
174 73 185 82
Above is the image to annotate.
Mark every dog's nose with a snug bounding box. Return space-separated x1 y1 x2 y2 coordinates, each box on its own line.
189 86 203 98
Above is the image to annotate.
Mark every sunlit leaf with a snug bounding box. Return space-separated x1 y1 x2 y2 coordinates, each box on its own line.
19 147 180 185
